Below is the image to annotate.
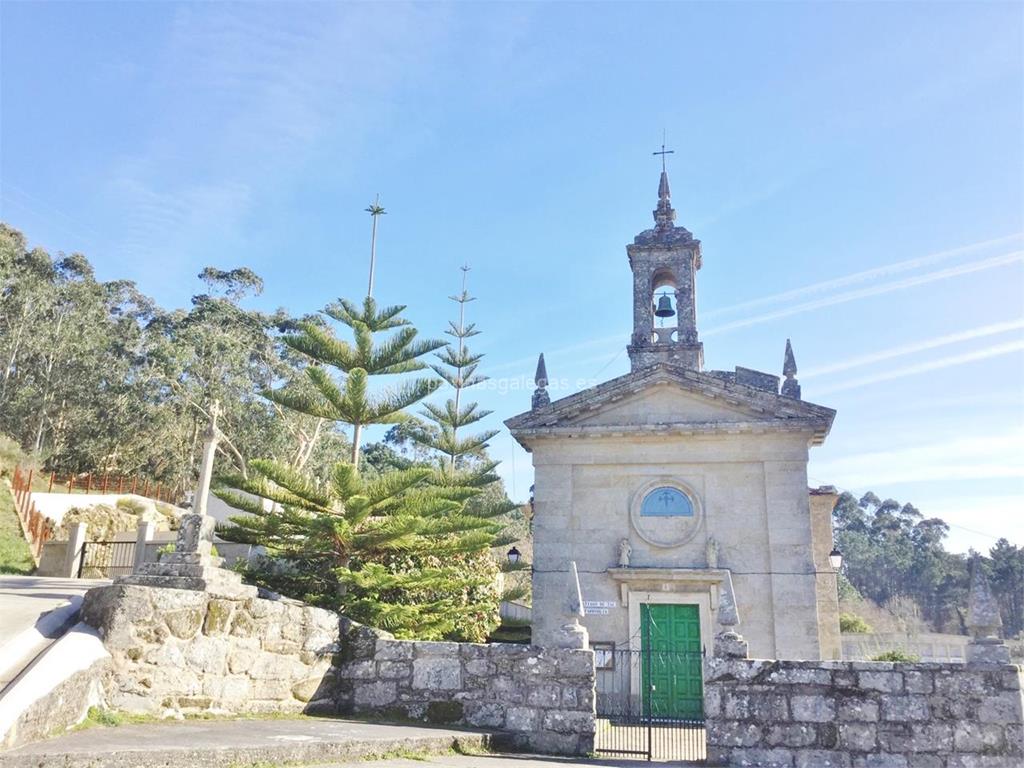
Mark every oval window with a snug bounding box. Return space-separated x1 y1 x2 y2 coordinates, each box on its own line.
640 486 694 517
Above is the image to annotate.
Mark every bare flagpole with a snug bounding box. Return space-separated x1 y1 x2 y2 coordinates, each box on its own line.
365 194 386 298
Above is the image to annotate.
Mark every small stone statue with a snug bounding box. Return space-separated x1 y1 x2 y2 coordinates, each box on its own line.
706 537 719 568
618 538 632 567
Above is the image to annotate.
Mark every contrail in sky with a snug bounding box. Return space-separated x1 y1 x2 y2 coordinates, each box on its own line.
487 238 1024 373
812 339 1024 395
802 319 1024 378
703 233 1023 319
703 250 1024 337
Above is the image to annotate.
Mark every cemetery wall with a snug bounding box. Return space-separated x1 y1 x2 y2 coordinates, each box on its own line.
80 584 596 756
704 656 1024 768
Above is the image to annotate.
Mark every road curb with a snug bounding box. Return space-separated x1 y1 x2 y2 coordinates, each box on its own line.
0 597 82 692
0 724 503 768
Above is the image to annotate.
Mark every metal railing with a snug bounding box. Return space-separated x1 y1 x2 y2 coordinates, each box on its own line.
42 470 182 504
594 647 707 763
9 467 54 562
77 540 137 579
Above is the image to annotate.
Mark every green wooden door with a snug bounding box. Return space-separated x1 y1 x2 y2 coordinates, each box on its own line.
640 603 704 719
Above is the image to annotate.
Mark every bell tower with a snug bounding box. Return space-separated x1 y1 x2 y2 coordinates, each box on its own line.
626 160 703 371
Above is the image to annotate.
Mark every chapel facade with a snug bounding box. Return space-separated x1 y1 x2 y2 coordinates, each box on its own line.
505 166 842 698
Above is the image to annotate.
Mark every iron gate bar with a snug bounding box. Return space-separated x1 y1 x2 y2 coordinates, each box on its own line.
77 540 137 579
594 647 707 763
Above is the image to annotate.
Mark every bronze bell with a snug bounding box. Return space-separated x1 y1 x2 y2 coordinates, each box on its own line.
654 294 676 318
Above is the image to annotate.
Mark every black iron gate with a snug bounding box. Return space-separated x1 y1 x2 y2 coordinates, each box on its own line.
594 647 707 763
77 540 136 578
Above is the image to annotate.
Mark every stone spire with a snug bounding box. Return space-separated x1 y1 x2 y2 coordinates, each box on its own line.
653 169 676 231
966 560 1011 664
551 561 589 650
967 561 1003 640
531 353 550 409
781 339 801 399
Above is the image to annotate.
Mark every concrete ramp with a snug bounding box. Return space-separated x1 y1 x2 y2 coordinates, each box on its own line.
0 622 110 748
0 577 107 693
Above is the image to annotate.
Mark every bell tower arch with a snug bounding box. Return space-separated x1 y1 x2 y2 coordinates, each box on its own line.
626 166 703 371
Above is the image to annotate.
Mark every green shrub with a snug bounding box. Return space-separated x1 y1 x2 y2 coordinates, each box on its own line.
60 504 138 540
158 542 218 560
115 498 148 517
839 612 872 633
154 501 180 531
871 649 920 662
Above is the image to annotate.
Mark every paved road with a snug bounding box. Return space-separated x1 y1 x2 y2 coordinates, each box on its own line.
310 756 686 767
0 576 106 648
0 576 107 689
0 717 696 768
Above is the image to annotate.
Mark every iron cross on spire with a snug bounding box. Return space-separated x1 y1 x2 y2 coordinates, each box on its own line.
653 141 675 172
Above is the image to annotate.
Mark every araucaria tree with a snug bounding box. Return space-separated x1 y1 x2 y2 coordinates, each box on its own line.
264 298 443 467
217 460 498 637
416 267 500 480
218 294 507 640
411 268 527 605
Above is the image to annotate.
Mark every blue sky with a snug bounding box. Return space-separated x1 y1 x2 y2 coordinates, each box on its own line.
2 1 1021 553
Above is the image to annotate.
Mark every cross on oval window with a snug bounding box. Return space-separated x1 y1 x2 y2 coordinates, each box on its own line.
640 486 694 517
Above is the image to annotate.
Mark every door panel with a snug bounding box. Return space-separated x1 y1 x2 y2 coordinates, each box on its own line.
640 603 704 718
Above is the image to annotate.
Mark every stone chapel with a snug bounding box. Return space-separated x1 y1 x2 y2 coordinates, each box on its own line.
505 165 842 681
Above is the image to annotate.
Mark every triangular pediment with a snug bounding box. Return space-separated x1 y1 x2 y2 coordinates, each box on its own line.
562 384 760 427
505 363 836 447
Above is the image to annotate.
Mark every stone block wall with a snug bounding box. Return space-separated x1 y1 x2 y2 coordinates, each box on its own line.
80 584 596 756
82 584 340 715
704 657 1024 768
332 623 596 756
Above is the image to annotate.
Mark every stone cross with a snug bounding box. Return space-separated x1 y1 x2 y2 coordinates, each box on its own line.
118 400 255 597
191 401 222 520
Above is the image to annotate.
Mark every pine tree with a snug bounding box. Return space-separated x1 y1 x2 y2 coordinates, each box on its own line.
217 291 507 640
412 267 519 516
415 267 499 478
216 459 500 638
410 267 529 620
263 297 444 467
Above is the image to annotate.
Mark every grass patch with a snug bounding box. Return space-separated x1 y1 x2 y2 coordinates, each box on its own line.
71 707 317 734
0 481 34 575
226 746 459 768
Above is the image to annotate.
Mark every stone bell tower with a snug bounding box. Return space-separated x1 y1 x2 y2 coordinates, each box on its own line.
626 164 704 371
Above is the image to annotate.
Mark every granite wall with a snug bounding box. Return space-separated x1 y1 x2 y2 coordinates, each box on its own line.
81 584 340 715
334 622 596 756
80 584 596 756
704 656 1024 768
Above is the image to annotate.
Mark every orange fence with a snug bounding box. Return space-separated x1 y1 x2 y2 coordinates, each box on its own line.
10 467 54 561
41 470 181 504
9 467 183 562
